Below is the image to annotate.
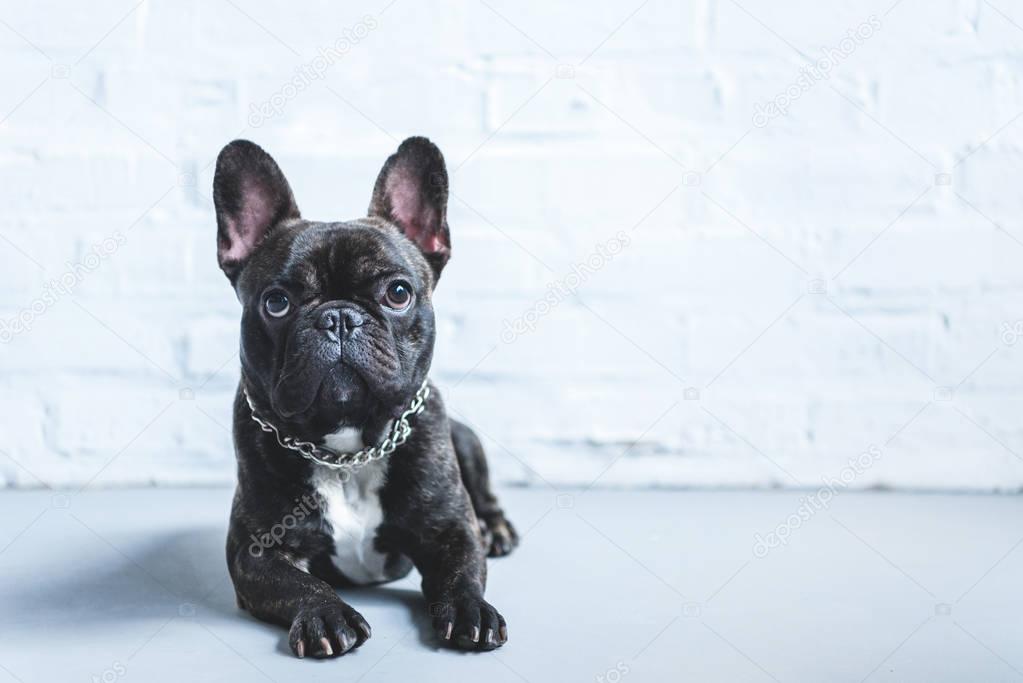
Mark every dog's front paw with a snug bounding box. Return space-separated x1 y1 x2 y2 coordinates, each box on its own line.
479 512 519 557
431 595 507 651
289 602 371 658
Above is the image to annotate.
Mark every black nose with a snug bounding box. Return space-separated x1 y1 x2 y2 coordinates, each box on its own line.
315 308 364 336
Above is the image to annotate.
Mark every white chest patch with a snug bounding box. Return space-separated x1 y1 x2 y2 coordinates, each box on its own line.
322 426 364 453
310 453 392 585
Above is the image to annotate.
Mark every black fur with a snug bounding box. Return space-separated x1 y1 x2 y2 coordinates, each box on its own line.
214 138 517 658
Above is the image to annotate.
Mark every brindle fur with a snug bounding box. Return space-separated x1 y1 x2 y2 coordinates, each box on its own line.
215 137 516 658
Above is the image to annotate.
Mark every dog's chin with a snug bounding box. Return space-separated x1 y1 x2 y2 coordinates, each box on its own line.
315 369 372 427
271 369 371 433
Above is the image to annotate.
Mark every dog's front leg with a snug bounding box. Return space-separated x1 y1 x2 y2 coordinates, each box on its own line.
405 522 507 651
227 542 371 658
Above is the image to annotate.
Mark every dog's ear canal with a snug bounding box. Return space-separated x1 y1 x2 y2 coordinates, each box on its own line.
368 136 451 281
213 140 300 283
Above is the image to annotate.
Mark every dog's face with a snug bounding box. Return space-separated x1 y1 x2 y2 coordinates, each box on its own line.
213 137 451 438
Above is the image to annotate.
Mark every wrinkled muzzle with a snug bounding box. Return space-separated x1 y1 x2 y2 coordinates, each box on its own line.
269 302 402 420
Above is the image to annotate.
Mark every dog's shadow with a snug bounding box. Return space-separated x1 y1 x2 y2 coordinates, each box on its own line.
12 526 438 654
9 526 237 625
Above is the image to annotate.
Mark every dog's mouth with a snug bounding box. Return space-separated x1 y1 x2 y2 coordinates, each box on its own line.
267 317 408 436
272 362 370 423
317 365 372 424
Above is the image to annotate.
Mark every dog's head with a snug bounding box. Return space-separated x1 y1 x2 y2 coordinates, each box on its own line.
213 137 451 439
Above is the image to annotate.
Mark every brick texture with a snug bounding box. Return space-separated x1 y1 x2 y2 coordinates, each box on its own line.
0 0 1021 491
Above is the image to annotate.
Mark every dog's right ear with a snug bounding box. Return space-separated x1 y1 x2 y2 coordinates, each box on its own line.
213 140 300 283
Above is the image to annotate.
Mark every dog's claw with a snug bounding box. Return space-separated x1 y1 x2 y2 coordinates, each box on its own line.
433 596 505 651
481 513 519 558
288 604 371 659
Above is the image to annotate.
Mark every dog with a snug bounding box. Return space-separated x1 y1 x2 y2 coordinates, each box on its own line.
213 137 518 658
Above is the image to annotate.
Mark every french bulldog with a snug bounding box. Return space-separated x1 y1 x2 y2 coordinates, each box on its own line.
214 137 518 658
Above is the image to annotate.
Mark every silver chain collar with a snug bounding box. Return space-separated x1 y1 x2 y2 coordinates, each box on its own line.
242 380 431 472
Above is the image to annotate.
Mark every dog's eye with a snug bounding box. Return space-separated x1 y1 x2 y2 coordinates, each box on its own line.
264 291 290 318
382 280 413 310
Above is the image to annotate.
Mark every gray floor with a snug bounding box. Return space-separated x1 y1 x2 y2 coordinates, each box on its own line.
1 488 1022 682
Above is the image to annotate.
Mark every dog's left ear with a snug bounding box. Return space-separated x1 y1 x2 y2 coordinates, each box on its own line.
369 136 451 281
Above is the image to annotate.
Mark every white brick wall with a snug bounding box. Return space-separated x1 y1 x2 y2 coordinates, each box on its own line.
1 0 1022 491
